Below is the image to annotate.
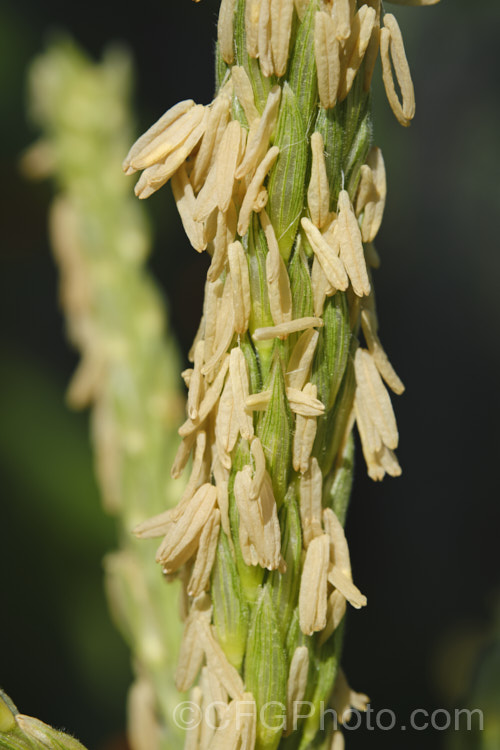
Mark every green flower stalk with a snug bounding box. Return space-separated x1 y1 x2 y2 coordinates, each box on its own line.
23 40 186 749
126 0 439 748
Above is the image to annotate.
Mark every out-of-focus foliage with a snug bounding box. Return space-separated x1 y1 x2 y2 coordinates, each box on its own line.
0 355 130 746
442 604 500 750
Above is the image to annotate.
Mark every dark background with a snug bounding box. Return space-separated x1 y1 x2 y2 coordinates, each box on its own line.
1 1 499 748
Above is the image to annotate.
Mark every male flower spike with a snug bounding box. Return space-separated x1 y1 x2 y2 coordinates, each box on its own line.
127 1 439 748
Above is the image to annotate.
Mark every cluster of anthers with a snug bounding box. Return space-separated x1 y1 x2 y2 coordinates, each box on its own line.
126 0 437 747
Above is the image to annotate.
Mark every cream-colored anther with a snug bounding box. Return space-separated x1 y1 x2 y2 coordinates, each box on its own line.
308 132 331 230
228 241 251 334
380 13 415 127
